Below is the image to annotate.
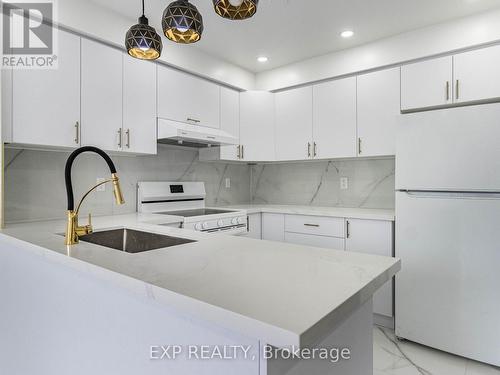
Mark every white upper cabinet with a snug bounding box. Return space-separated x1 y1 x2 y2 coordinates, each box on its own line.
453 45 500 104
239 91 275 162
10 30 80 148
275 86 313 161
122 56 157 155
81 39 123 151
313 77 357 159
157 66 220 129
219 87 240 161
401 56 453 111
357 68 400 157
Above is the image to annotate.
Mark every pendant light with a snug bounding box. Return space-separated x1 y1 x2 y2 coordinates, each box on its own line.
125 0 162 60
162 0 203 44
213 0 258 20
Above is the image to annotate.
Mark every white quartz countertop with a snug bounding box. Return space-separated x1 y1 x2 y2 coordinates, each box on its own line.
0 213 400 348
221 204 395 221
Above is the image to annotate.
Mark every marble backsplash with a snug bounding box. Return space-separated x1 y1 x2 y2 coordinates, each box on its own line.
4 146 251 223
250 158 395 209
4 147 395 223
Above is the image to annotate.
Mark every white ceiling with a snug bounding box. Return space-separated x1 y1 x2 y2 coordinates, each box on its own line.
90 0 500 73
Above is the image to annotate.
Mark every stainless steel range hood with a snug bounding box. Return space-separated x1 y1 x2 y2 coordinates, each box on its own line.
157 118 238 148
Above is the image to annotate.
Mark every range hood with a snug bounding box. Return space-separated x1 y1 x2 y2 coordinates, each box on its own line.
157 118 238 148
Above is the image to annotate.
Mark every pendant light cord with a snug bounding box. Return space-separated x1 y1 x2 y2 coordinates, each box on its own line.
142 0 145 16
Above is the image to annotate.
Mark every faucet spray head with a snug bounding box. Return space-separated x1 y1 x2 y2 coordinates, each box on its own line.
111 173 125 205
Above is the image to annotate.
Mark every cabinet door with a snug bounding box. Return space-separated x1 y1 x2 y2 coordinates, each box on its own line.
401 56 453 111
262 213 284 242
12 30 80 148
245 213 262 239
345 218 394 317
284 232 344 250
122 56 157 154
239 91 275 161
313 77 357 159
81 39 123 151
357 68 400 157
157 66 220 129
219 87 240 161
275 87 313 161
454 45 500 104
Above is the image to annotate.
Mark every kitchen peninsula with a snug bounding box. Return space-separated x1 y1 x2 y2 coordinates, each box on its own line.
0 213 400 375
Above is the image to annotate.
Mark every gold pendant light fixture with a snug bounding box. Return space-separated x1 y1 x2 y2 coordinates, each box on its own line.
213 0 258 20
162 0 204 44
125 0 162 60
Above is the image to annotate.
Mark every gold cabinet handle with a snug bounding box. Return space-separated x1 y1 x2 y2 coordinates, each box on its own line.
237 145 241 159
241 145 244 159
118 128 122 148
187 118 201 123
455 79 460 100
313 142 317 157
346 220 350 238
446 81 450 101
125 129 130 148
304 223 320 227
358 138 362 155
74 122 79 144
308 142 311 158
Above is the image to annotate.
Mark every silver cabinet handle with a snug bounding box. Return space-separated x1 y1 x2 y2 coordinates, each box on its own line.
118 128 122 148
358 138 362 155
446 81 450 101
241 145 244 159
237 145 241 159
313 142 317 157
304 223 320 227
125 129 130 148
346 220 350 238
74 121 79 144
455 79 460 100
308 142 311 158
187 118 201 123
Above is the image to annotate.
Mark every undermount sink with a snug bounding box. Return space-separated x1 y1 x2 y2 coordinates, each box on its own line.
79 228 196 253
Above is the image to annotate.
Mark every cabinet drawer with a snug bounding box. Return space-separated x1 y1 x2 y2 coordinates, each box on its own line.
284 215 344 237
284 232 345 250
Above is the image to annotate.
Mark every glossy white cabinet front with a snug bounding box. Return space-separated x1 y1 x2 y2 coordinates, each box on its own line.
219 87 240 161
401 56 453 111
11 30 80 148
122 57 157 154
275 86 313 161
357 68 400 157
157 65 220 129
313 77 357 159
81 38 123 151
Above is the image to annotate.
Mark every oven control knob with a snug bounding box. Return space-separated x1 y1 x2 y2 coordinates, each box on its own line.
237 217 245 225
194 223 203 231
217 220 224 227
202 222 210 230
231 218 238 225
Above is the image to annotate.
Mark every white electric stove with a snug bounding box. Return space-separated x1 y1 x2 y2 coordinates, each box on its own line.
137 182 247 235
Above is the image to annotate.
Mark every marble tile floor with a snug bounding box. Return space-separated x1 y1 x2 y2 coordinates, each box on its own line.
374 327 500 375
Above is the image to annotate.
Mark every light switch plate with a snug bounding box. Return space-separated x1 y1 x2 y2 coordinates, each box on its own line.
340 177 349 190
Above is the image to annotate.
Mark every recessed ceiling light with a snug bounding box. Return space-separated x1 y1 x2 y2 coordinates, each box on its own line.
257 56 268 63
341 30 354 38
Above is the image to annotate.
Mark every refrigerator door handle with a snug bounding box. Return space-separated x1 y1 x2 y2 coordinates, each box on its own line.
399 190 500 199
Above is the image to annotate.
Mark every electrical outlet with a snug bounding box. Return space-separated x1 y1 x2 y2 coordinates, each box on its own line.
96 178 106 192
340 177 349 190
225 178 231 188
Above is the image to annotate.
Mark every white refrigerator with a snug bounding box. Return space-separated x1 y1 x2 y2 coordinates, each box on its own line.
396 103 500 366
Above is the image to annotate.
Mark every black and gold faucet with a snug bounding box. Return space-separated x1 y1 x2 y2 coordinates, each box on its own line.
65 146 125 245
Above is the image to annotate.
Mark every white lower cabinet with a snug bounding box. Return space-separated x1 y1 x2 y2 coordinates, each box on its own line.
243 213 262 239
262 213 285 242
345 218 394 319
284 232 344 250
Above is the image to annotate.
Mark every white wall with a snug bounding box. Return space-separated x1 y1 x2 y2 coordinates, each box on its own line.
256 9 500 91
57 0 255 90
